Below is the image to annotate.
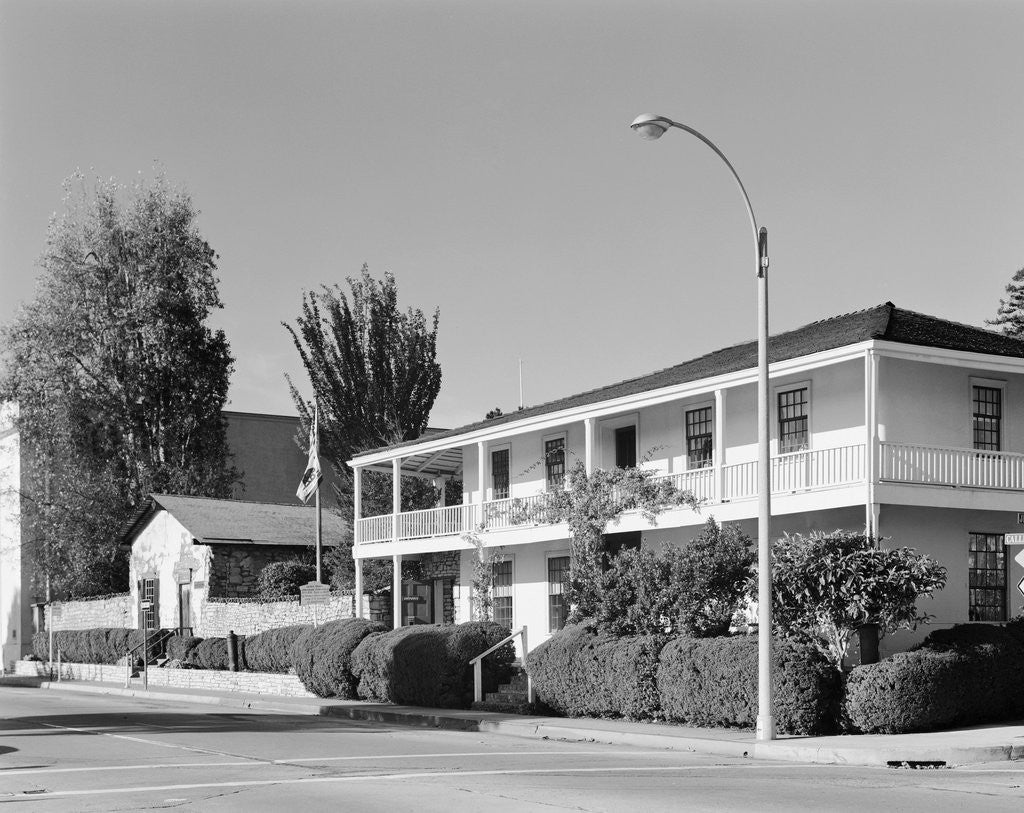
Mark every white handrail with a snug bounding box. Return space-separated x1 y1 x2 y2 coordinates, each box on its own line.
468 625 534 705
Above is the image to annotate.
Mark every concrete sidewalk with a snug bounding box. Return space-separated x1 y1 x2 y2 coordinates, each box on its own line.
14 677 1024 768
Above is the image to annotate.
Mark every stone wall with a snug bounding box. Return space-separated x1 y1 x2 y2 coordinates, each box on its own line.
419 550 461 625
200 593 365 637
46 594 131 631
13 659 315 698
207 544 310 599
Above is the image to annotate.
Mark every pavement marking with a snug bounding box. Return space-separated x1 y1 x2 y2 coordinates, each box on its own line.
31 721 245 759
0 761 258 777
7 764 832 799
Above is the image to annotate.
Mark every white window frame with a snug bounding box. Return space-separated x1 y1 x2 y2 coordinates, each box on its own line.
969 377 1007 452
683 399 714 471
545 550 571 633
773 380 812 456
598 412 639 470
490 552 515 630
542 431 568 491
488 442 512 501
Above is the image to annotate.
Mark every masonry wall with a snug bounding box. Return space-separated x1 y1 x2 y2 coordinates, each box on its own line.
200 593 363 637
46 594 131 631
418 550 461 624
207 544 311 599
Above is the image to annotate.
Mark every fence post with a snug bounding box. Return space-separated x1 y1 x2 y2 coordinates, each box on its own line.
227 630 238 672
56 649 62 682
521 626 534 704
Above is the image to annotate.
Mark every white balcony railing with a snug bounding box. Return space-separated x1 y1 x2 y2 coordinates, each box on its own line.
880 442 1024 490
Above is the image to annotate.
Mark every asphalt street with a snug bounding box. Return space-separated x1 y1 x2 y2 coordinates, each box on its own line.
1 687 1023 812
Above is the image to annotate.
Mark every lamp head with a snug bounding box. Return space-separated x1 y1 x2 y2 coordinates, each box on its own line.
631 113 672 141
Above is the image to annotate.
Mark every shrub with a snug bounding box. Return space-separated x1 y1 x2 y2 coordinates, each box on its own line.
257 559 318 597
351 622 514 708
186 637 232 670
525 622 664 719
166 634 203 662
845 630 1024 733
657 635 840 735
32 628 160 664
291 619 384 697
243 625 310 674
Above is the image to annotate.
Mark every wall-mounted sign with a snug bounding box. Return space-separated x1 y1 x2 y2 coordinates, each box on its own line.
299 581 330 606
1005 533 1024 546
1018 576 1024 599
1017 513 1024 524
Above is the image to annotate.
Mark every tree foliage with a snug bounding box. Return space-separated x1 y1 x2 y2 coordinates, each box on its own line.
0 171 236 596
766 530 947 670
595 518 753 637
547 461 700 622
987 266 1024 336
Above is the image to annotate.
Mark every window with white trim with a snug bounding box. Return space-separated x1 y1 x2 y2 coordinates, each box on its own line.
777 385 809 454
969 532 1007 621
685 405 713 469
547 555 570 632
491 446 510 500
972 385 1002 451
492 558 513 630
544 435 566 490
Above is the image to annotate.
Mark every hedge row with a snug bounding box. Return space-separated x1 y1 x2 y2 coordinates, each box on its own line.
32 628 166 665
245 625 310 674
843 621 1024 733
292 619 386 698
351 622 514 708
525 623 840 735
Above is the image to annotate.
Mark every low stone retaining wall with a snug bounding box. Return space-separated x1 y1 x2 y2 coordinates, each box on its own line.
200 593 366 637
13 659 315 698
47 594 131 631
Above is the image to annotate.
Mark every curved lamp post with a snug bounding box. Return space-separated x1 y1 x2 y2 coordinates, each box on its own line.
631 113 774 741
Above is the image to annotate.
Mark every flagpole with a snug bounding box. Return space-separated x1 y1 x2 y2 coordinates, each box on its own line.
314 400 323 584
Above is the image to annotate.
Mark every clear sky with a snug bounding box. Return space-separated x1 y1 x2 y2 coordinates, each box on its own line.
2 0 1022 430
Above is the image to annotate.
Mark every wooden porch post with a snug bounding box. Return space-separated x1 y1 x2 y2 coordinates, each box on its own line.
391 554 402 629
714 388 727 502
392 458 402 543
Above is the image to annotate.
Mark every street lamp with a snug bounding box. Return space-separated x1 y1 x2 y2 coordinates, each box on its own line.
631 113 774 741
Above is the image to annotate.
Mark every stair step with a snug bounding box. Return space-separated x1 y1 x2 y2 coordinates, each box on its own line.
471 699 534 715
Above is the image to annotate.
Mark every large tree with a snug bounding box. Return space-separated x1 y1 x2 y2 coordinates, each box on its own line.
988 266 1024 336
0 171 236 596
284 266 442 589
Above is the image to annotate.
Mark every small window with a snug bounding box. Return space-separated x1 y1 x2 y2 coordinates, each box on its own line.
491 448 510 500
778 386 809 454
614 425 637 469
544 436 566 490
492 559 513 630
972 386 1002 451
685 406 713 468
139 577 157 630
547 555 570 632
969 532 1007 621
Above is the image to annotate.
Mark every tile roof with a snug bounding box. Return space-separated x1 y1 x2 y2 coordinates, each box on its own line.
363 303 1024 456
118 494 348 548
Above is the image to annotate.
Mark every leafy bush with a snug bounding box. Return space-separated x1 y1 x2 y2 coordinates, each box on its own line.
656 635 840 735
766 530 946 669
351 622 514 708
525 622 664 719
166 634 203 662
186 637 233 670
291 619 385 697
845 624 1024 733
257 560 318 597
31 628 163 664
243 625 310 674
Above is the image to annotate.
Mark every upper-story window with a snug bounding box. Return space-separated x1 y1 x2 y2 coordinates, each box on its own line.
544 436 566 490
778 386 809 454
491 447 510 500
685 406 713 468
972 385 1002 451
614 425 636 469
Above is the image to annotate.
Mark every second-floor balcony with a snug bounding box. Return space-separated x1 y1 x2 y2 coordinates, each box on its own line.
354 441 1024 546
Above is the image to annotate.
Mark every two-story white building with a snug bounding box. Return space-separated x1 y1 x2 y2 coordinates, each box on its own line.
349 303 1024 658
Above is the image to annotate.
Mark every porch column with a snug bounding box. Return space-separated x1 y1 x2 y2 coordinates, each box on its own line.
353 465 363 542
477 441 486 524
714 388 727 502
392 457 402 543
353 557 363 619
584 417 596 474
864 350 879 537
392 554 402 629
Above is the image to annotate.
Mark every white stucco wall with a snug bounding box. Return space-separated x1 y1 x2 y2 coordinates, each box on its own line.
0 403 33 671
129 510 213 631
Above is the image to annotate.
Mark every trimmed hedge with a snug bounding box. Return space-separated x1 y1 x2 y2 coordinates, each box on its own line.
525 623 664 720
289 619 385 697
186 637 234 670
657 635 840 735
351 622 514 708
244 625 310 674
845 623 1024 733
166 634 203 663
31 628 165 664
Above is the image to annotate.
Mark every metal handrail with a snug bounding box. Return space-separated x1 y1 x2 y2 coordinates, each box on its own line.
125 628 174 690
468 625 534 705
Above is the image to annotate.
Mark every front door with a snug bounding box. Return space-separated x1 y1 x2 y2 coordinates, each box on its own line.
177 582 193 634
401 581 434 625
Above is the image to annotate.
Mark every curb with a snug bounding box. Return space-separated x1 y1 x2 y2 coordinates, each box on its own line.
27 680 1024 767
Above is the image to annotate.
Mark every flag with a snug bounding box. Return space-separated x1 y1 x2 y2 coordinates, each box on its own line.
296 405 322 504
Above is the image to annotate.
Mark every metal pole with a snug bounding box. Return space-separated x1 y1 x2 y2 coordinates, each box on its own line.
756 227 775 741
315 400 323 584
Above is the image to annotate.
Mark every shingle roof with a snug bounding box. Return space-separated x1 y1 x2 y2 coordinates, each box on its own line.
363 303 1024 456
118 494 348 548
